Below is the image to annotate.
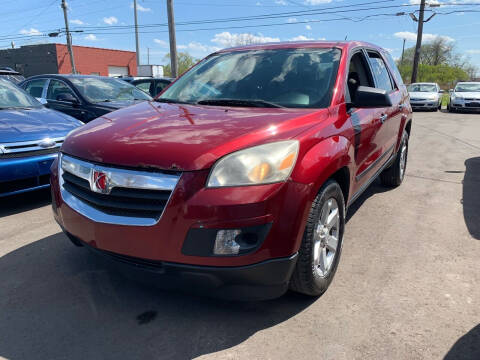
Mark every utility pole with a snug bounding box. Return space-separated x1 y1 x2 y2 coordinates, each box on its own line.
401 38 406 66
167 0 178 77
411 0 425 83
147 47 150 65
133 0 140 65
61 0 77 74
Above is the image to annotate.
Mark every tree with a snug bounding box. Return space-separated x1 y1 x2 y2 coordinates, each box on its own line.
163 52 198 77
398 63 469 89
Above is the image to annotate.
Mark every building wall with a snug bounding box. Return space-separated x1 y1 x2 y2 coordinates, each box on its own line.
55 44 137 76
0 44 59 77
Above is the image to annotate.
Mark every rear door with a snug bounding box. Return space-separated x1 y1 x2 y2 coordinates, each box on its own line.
22 78 48 104
366 50 402 154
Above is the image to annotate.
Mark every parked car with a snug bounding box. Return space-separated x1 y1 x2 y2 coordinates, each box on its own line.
131 77 174 97
19 75 152 123
0 67 25 84
51 41 412 300
407 82 443 111
0 78 82 197
448 82 480 112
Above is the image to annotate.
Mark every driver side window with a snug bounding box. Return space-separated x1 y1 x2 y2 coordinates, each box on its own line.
346 51 374 103
47 80 76 101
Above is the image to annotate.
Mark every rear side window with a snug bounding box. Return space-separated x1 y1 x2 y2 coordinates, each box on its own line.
367 52 394 92
383 51 404 86
24 79 47 98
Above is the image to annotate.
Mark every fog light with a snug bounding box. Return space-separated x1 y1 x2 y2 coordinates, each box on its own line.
214 230 241 255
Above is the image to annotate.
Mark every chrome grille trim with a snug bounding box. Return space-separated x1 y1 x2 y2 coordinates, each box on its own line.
59 154 181 226
0 137 64 155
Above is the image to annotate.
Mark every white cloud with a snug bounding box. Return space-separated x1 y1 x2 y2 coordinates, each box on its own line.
211 32 280 47
19 28 41 36
70 19 84 25
393 31 454 43
275 0 287 4
131 2 151 12
287 17 298 23
178 42 221 57
466 49 480 54
289 35 314 41
154 39 168 47
103 16 118 25
84 34 98 41
256 1 262 5
306 24 312 30
304 0 332 4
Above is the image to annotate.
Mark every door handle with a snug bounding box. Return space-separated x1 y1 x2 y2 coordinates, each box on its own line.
380 114 388 123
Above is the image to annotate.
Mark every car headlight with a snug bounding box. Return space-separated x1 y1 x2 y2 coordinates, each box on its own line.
452 93 462 100
428 95 438 100
207 140 299 187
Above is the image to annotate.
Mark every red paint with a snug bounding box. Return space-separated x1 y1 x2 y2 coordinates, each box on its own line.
54 41 412 267
55 44 137 76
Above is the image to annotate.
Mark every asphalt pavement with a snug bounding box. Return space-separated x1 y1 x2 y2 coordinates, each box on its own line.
0 110 479 360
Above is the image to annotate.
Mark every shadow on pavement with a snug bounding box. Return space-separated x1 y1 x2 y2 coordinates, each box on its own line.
0 188 51 218
463 157 480 239
444 324 480 360
0 232 315 360
346 178 390 222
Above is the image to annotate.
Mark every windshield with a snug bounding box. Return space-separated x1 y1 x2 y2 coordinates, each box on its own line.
408 84 437 92
0 78 42 109
454 83 480 92
69 77 152 103
159 48 341 108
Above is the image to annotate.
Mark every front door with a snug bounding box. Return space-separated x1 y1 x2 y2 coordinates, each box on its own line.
46 79 86 120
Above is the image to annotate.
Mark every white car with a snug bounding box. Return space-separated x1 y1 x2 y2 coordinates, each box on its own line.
448 82 480 112
408 82 443 111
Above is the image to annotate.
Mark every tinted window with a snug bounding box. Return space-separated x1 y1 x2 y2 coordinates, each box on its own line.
383 51 404 86
24 79 47 98
367 52 394 92
134 81 151 94
47 79 77 101
160 48 342 108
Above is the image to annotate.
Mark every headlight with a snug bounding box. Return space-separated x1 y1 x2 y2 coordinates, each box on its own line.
207 140 299 187
452 93 462 100
428 95 438 100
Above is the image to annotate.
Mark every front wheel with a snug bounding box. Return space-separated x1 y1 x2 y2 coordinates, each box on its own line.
380 131 409 187
289 180 345 296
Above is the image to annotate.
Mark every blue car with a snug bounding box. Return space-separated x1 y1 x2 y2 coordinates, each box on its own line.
0 78 83 197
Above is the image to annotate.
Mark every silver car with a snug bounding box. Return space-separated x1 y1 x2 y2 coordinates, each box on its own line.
448 82 480 112
408 82 443 111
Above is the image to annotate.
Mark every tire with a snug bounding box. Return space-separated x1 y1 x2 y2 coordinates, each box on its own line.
380 131 408 187
289 180 345 296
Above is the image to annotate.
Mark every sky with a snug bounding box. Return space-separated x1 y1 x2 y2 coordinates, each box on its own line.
2 0 480 71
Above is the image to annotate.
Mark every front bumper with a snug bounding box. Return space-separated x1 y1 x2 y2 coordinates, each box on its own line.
66 230 298 300
0 153 58 197
52 156 311 266
450 99 480 111
410 100 439 109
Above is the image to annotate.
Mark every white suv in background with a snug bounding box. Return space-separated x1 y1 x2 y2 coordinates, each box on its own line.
407 82 443 111
448 82 480 112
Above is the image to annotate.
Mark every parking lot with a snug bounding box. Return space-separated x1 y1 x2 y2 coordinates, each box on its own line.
0 110 479 360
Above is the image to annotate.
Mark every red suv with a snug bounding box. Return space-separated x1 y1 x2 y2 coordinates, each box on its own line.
51 41 412 300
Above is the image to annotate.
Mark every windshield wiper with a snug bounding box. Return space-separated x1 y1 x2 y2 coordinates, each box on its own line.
154 98 193 104
197 98 284 108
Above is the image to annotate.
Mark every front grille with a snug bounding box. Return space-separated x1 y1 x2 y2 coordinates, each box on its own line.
62 171 172 219
465 102 480 108
0 147 59 159
0 137 64 158
0 174 50 195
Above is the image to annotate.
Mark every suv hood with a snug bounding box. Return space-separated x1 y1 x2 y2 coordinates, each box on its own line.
0 106 82 143
62 101 325 171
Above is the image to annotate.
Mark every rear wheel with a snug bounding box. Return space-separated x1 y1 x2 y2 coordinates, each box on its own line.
290 180 345 296
380 131 408 187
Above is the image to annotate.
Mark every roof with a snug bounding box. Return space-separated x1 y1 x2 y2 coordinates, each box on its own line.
215 40 382 54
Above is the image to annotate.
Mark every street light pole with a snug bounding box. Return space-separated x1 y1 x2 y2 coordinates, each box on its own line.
133 0 140 66
401 38 406 66
61 0 77 74
411 0 425 83
167 0 178 77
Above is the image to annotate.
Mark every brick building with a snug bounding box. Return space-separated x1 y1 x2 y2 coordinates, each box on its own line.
0 43 137 77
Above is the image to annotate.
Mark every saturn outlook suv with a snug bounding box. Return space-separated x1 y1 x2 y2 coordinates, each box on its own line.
51 41 412 300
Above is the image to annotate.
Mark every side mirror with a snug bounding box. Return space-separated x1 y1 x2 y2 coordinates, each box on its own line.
56 93 78 104
439 89 445 93
352 86 392 108
449 89 453 93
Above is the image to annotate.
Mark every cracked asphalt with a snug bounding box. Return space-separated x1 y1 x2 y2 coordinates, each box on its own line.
0 111 479 360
